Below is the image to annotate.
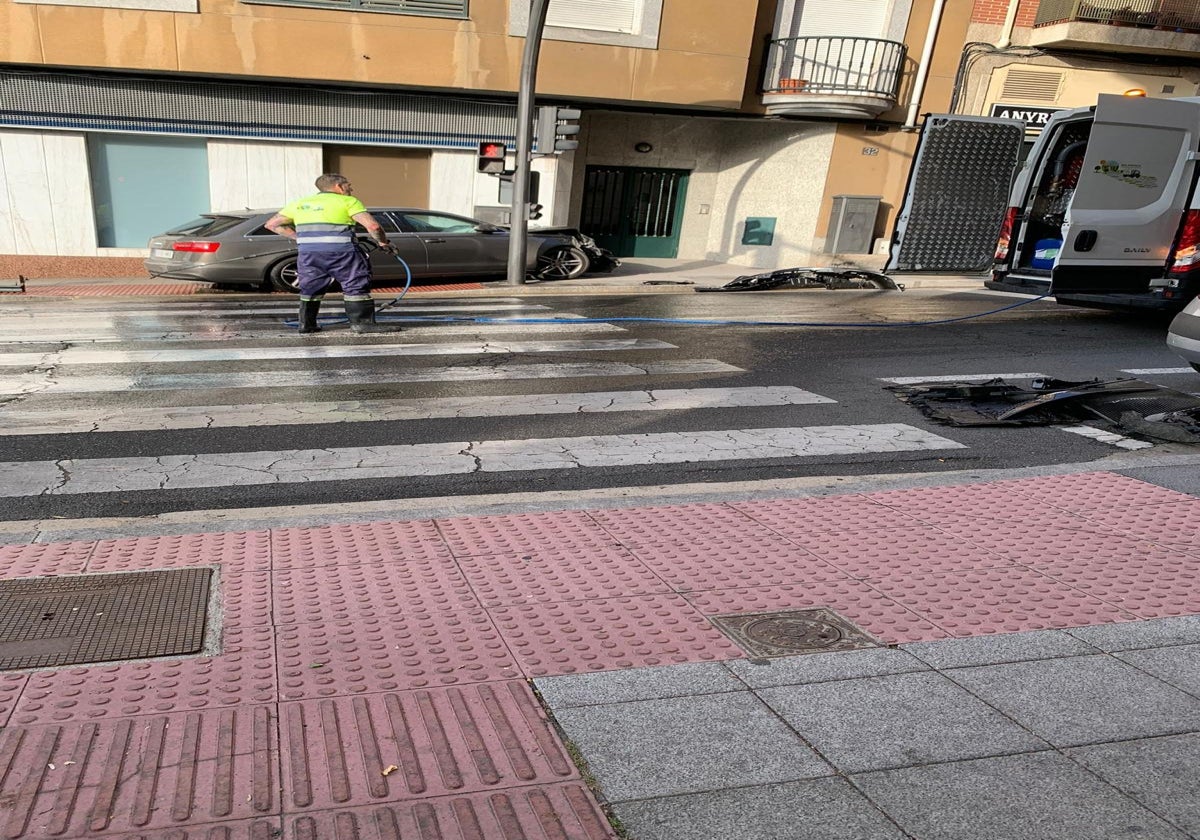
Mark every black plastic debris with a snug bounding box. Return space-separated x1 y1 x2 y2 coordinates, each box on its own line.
698 267 903 293
887 377 1200 444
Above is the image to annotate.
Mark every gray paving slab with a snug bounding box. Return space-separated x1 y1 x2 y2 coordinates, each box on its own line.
1116 643 1200 696
550 692 832 802
534 662 742 709
1119 465 1200 498
613 778 907 840
946 655 1200 747
725 647 928 688
902 629 1099 669
1068 733 1200 837
1067 616 1200 652
758 671 1047 773
852 752 1189 840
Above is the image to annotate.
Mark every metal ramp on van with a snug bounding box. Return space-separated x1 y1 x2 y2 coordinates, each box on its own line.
886 115 1025 274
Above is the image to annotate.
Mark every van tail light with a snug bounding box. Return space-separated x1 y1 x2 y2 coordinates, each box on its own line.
994 207 1018 262
173 241 221 253
1168 209 1200 276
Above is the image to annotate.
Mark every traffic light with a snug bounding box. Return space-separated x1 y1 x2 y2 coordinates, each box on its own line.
477 141 507 174
536 106 582 154
528 203 544 221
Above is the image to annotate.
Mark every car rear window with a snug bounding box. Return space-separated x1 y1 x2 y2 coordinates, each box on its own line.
166 216 245 237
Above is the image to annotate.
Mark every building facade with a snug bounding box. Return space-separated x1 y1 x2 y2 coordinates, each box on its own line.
0 0 1010 280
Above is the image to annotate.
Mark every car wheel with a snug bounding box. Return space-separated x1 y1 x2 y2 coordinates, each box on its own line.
537 246 590 280
268 257 301 293
1191 362 1200 373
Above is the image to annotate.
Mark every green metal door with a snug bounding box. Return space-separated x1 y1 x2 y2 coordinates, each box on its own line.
581 166 690 258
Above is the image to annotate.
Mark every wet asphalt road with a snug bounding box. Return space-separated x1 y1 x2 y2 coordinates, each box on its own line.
1 288 1193 521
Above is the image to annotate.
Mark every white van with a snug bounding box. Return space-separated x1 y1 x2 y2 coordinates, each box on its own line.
992 93 1200 312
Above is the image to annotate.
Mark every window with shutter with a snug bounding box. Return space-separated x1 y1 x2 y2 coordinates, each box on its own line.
239 0 467 17
785 0 888 37
546 0 640 34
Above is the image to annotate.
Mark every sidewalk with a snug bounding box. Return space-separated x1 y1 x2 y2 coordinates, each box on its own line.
0 467 1198 838
7 258 990 298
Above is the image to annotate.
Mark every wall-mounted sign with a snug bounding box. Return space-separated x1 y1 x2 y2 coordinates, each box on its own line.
989 103 1063 132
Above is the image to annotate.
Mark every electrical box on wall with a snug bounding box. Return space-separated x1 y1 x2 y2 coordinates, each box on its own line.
828 195 881 254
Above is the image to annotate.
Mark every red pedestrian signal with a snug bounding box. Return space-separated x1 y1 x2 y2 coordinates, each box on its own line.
477 142 508 174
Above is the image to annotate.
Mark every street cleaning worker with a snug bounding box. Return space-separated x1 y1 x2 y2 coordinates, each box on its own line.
264 173 400 334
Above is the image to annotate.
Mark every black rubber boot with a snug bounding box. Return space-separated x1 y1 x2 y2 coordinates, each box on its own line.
344 298 402 334
298 298 322 334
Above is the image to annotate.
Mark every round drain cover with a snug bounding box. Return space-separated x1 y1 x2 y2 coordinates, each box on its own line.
743 615 844 650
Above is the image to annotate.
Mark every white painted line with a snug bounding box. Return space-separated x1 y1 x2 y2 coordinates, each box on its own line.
0 322 626 345
1060 425 1154 451
0 424 964 497
1120 367 1195 375
0 386 834 435
0 360 743 395
0 337 672 367
879 373 1046 384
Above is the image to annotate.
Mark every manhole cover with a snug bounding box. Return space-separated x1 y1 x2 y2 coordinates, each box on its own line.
711 607 881 658
0 569 212 671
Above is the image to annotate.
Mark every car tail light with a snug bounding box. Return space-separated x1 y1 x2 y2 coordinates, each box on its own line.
173 241 221 253
994 207 1018 262
1168 209 1200 276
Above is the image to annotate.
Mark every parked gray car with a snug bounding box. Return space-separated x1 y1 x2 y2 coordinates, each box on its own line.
1166 295 1200 372
144 208 590 292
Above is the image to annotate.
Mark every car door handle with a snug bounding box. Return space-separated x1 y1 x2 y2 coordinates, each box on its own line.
423 238 447 244
1073 230 1098 252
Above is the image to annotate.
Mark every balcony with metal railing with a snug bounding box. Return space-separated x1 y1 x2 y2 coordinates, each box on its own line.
1030 0 1200 56
761 36 906 119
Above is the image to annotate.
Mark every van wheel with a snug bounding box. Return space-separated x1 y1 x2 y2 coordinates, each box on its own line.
268 258 301 293
537 246 590 280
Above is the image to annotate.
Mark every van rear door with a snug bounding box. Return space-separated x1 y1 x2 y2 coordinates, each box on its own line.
1052 94 1200 295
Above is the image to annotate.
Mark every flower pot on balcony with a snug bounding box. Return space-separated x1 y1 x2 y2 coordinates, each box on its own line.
778 78 807 93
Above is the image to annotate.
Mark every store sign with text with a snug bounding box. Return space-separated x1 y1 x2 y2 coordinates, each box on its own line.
989 104 1063 132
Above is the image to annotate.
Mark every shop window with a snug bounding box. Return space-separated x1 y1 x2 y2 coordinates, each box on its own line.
88 134 210 249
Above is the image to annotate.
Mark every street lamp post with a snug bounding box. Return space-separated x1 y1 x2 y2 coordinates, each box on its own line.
506 0 551 285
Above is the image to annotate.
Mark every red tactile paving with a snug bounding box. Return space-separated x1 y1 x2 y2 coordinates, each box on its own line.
0 540 94 578
1074 501 1200 547
916 517 1147 558
271 521 453 569
279 681 576 811
86 530 271 573
12 625 277 724
998 471 1195 508
457 547 671 607
30 282 207 295
587 503 778 544
284 784 616 840
732 496 927 534
221 569 273 626
682 580 953 644
273 559 480 624
437 511 625 557
793 526 1017 578
276 612 520 700
489 594 741 677
624 535 850 591
0 673 28 727
376 282 486 292
1034 552 1200 619
0 705 277 837
868 567 1139 635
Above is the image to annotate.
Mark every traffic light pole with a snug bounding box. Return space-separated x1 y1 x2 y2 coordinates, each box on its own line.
506 0 549 285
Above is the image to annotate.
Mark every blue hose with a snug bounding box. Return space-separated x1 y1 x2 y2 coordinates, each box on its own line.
369 292 1052 329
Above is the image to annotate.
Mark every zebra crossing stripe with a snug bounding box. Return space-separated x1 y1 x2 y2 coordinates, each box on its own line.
0 424 964 497
0 360 743 396
0 386 834 435
0 336 660 367
0 302 549 320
